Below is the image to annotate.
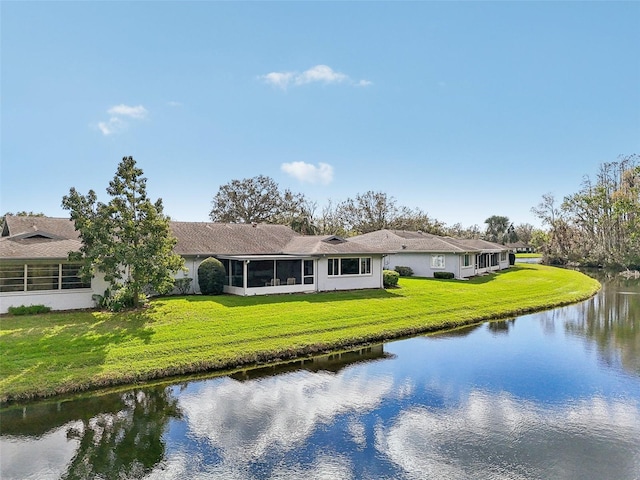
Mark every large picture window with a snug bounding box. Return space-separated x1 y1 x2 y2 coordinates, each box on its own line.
0 263 90 293
327 257 373 276
461 254 472 268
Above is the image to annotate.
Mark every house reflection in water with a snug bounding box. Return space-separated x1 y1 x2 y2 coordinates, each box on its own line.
230 344 390 381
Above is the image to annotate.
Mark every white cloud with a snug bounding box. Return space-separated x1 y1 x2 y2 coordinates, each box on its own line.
107 104 148 119
95 104 148 136
377 392 640 480
167 100 183 107
260 65 371 89
295 65 348 85
97 117 125 136
261 71 296 89
281 161 334 185
180 370 394 464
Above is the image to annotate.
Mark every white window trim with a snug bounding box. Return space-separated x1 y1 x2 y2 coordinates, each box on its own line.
460 254 472 268
327 257 373 276
431 254 445 269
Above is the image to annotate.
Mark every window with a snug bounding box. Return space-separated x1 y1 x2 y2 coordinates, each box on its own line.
303 260 314 284
431 255 445 269
61 264 91 289
327 257 373 276
361 258 371 274
328 258 339 276
500 252 507 262
0 263 89 293
247 260 274 288
276 259 302 285
0 265 25 292
461 254 471 268
341 258 359 275
231 260 244 287
220 259 230 285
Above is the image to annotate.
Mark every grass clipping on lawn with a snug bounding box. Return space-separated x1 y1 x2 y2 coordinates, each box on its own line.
0 264 600 403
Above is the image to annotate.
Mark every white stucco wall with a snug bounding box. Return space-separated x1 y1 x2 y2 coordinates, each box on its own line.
383 252 473 279
0 274 109 314
182 255 384 295
316 255 384 292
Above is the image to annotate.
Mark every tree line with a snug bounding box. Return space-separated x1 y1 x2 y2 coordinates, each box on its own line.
532 154 639 269
209 174 535 243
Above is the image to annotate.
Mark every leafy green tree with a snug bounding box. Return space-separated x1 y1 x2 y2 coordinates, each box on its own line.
514 223 535 244
336 191 399 234
197 257 226 295
445 222 482 239
62 156 185 308
209 175 317 233
483 215 514 244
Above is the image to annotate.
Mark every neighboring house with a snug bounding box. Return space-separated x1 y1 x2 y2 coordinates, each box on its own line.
171 221 385 296
351 230 510 279
506 241 535 253
0 216 385 313
0 216 109 314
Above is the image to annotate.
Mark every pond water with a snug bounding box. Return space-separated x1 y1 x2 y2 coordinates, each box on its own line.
2 273 639 480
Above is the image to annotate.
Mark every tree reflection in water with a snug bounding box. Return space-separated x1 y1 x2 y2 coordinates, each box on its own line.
59 387 180 480
564 272 640 376
0 386 180 480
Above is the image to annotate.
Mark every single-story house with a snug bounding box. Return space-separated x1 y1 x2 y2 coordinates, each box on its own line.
170 221 385 296
0 216 110 313
0 215 385 313
506 241 535 253
351 229 510 279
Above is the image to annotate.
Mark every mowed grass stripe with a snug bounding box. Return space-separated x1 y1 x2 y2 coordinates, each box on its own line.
0 264 599 403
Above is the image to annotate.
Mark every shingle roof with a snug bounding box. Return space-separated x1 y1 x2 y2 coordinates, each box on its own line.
170 222 301 255
0 216 82 259
0 216 388 260
446 238 507 252
283 235 387 255
351 229 479 253
0 237 83 260
2 216 79 239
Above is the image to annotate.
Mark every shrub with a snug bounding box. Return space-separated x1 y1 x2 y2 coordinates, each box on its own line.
93 286 147 312
383 269 399 288
7 304 51 315
198 257 226 295
394 266 414 277
174 277 193 295
434 271 455 279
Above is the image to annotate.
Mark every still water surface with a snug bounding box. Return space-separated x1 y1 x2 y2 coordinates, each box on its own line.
2 273 639 479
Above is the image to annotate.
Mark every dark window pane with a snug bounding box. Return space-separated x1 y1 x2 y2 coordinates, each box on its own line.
276 259 301 285
220 259 231 285
231 260 244 287
341 258 359 275
304 260 314 276
248 260 274 287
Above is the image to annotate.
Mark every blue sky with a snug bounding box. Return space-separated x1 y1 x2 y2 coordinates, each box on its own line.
2 1 639 229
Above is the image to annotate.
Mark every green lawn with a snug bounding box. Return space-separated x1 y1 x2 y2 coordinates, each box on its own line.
0 264 599 403
515 253 542 258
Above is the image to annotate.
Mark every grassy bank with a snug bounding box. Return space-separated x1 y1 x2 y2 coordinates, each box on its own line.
0 264 600 403
515 253 542 258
